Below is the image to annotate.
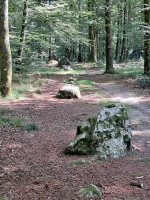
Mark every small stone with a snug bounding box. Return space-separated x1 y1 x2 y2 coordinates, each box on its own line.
75 184 102 198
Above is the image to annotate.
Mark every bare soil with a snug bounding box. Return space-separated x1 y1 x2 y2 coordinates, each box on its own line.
0 64 150 200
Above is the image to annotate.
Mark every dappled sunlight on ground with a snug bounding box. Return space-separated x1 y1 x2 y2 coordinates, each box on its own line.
0 68 150 199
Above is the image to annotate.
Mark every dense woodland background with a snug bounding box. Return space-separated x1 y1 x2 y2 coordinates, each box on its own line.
0 0 150 96
9 0 149 62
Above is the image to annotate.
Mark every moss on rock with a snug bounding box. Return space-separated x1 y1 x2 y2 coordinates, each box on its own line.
64 103 132 158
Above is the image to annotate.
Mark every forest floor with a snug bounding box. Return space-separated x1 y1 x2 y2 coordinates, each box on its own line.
0 62 150 200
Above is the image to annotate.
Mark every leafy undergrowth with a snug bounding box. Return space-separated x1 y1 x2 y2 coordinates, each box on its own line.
0 61 150 200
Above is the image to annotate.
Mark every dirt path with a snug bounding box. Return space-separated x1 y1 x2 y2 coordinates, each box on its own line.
0 70 150 200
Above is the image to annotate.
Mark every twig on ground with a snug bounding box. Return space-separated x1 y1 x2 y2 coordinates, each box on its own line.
130 180 143 188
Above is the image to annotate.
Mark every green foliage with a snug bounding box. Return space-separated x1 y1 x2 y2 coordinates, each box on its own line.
12 64 28 74
117 69 144 79
12 73 49 98
99 100 120 106
0 107 13 115
75 79 95 86
0 116 26 127
137 158 150 163
99 100 137 110
0 106 38 131
124 104 138 110
25 123 39 132
35 89 42 94
137 76 150 88
63 78 95 85
10 117 26 127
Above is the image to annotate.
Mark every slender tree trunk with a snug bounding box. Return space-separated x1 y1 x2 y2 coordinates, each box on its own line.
48 36 52 61
16 0 28 64
78 42 82 62
65 47 71 60
126 1 131 59
105 0 114 73
0 0 12 97
144 0 150 75
119 0 127 62
78 1 82 62
88 0 98 63
88 25 94 62
115 6 121 61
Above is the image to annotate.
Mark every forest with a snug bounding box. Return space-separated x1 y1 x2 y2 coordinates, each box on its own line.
0 0 150 199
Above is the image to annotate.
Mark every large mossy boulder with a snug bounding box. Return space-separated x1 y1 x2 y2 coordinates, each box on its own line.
64 103 132 158
56 84 81 99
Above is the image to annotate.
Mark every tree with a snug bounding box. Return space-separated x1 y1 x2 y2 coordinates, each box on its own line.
88 0 98 63
0 0 12 97
105 0 114 73
119 0 127 62
144 0 150 75
16 0 28 64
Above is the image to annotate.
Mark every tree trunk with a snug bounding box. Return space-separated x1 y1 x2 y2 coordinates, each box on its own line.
119 0 127 62
144 0 150 75
16 0 28 64
65 47 71 60
115 6 121 61
105 0 114 73
0 0 12 97
48 36 52 61
78 42 82 62
88 0 98 63
78 1 82 63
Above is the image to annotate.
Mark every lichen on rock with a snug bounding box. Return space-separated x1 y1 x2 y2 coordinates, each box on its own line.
64 103 133 158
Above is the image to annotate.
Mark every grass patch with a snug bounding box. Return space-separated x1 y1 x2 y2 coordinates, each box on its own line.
141 120 150 125
148 104 150 109
25 123 39 132
80 85 94 91
30 66 86 75
10 117 27 127
0 107 38 130
124 104 138 110
0 116 27 127
30 66 60 74
75 79 95 86
130 150 139 156
99 100 137 110
12 73 49 99
0 107 13 115
35 89 42 94
137 157 150 163
67 160 91 165
116 63 143 78
72 66 86 71
99 100 120 106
